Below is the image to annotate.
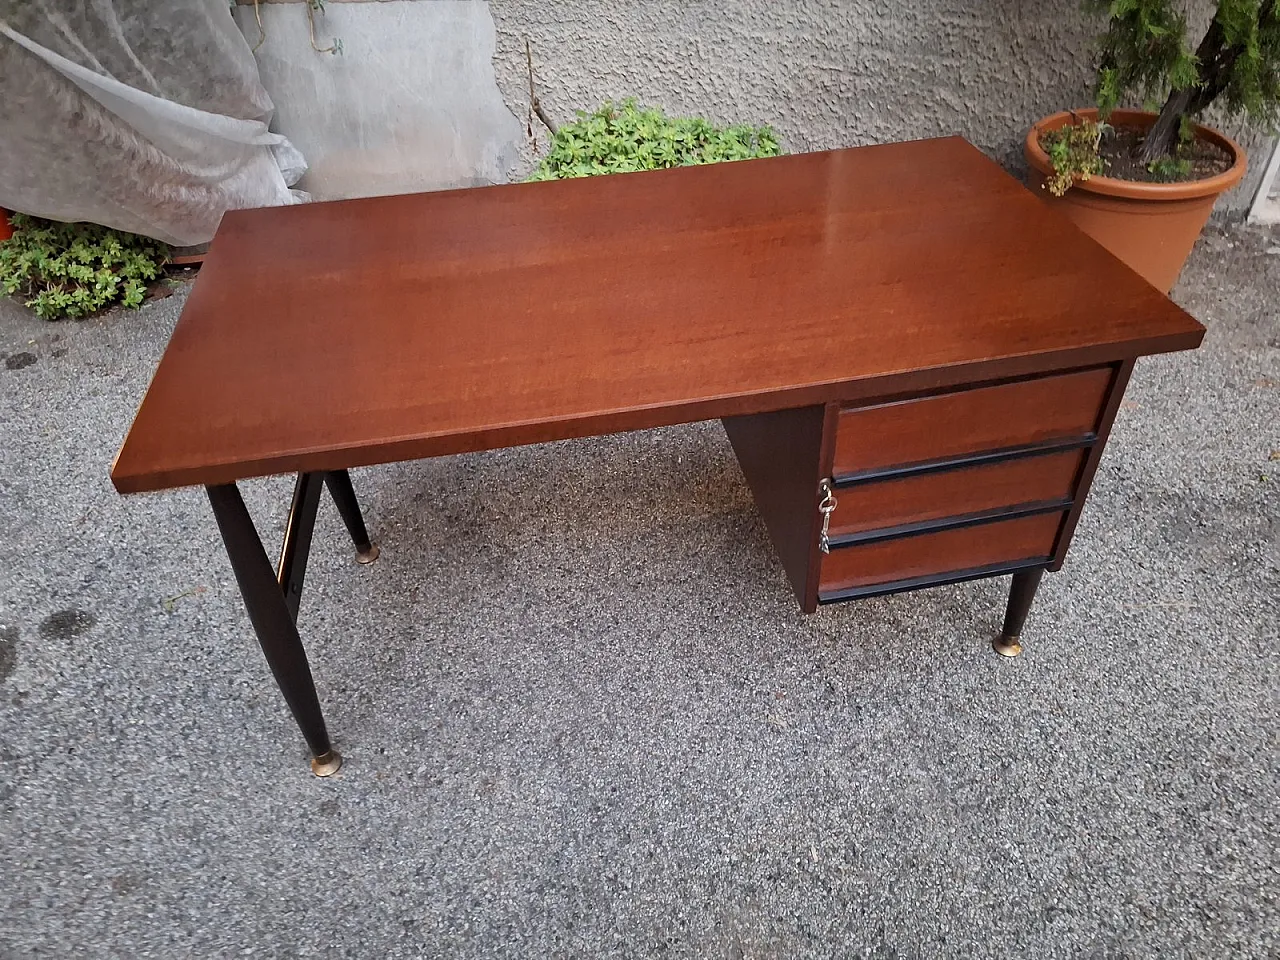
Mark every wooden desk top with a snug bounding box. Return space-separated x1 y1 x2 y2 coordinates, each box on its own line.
112 137 1203 494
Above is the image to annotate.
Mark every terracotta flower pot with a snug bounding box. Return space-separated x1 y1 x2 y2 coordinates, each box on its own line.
1025 108 1246 293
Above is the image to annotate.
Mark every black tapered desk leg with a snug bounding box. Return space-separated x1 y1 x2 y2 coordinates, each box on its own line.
207 483 342 776
994 567 1045 658
278 472 325 622
324 469 380 564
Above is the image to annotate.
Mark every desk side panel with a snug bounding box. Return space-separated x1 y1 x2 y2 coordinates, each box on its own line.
1049 358 1135 569
722 406 827 612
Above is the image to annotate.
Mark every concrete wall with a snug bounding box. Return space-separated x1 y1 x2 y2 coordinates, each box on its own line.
237 0 1273 219
489 0 1271 220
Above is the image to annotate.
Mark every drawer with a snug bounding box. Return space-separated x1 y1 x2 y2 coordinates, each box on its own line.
833 367 1113 477
828 448 1085 540
818 511 1064 596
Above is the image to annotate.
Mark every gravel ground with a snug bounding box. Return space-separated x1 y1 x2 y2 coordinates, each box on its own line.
0 225 1276 959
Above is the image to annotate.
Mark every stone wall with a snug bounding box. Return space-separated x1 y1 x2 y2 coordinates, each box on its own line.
238 0 1274 218
490 0 1272 219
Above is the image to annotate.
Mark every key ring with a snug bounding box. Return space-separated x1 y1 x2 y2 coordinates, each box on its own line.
818 479 837 554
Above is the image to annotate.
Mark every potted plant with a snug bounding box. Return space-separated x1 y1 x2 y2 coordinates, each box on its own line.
1025 1 1278 292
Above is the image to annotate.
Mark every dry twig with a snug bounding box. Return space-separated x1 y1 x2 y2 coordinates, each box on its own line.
526 38 558 138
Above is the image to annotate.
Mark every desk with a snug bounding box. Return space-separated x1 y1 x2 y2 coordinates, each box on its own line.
112 138 1204 775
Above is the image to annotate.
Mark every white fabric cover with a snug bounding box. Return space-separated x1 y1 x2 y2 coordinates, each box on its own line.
0 0 304 245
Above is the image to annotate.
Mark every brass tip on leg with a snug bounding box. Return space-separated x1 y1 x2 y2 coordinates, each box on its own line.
310 750 343 777
355 544 380 565
993 634 1023 658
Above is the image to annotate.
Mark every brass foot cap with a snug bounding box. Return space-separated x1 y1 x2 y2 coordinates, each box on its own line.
993 634 1023 658
310 750 343 777
356 544 380 565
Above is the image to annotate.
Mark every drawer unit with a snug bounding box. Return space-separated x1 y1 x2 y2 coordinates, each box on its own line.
723 359 1131 621
818 511 1065 598
827 447 1086 542
833 367 1113 478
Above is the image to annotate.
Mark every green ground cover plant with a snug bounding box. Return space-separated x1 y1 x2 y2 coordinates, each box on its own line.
0 214 168 321
527 99 781 181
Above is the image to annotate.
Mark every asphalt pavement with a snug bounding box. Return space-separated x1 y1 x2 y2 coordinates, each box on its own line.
0 225 1276 958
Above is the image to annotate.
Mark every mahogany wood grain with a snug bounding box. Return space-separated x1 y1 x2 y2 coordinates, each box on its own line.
832 367 1113 478
818 511 1065 594
722 406 827 612
828 448 1086 537
112 139 1203 494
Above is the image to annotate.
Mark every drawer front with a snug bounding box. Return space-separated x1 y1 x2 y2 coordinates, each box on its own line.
828 448 1086 539
834 367 1113 477
818 511 1064 595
